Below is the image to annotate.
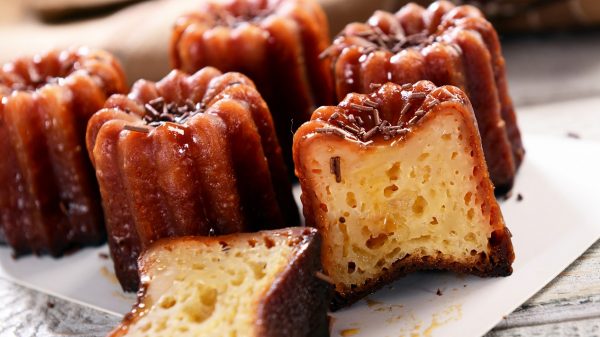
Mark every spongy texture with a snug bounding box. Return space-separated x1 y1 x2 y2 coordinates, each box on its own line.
323 0 524 192
108 228 329 337
293 81 514 307
0 47 127 256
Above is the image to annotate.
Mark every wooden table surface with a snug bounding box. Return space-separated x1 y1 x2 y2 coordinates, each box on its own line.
1 32 599 337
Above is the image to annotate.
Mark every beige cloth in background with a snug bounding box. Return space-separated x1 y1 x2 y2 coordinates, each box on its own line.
0 0 396 84
1 0 599 84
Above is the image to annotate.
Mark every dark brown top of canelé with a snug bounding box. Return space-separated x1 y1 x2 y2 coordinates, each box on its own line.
308 80 471 144
0 47 126 96
321 1 485 59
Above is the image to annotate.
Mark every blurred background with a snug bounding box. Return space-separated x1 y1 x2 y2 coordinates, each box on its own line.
0 0 599 107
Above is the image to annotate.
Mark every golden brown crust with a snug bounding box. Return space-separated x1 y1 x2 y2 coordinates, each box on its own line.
87 67 298 291
109 227 330 337
0 47 126 256
323 0 523 192
294 81 514 308
170 0 335 167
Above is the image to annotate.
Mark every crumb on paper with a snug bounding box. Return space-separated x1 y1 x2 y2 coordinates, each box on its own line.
365 298 384 308
100 266 119 285
516 193 523 202
46 301 55 308
436 288 442 296
340 328 360 336
98 252 109 259
566 132 581 139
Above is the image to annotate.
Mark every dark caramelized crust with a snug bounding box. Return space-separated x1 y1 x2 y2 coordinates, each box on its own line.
294 81 514 308
323 1 524 192
109 227 330 337
170 0 335 167
87 67 298 291
0 47 127 256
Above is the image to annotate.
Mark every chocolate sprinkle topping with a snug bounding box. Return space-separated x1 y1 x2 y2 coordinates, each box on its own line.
141 96 204 126
330 156 341 183
123 125 150 133
315 271 335 285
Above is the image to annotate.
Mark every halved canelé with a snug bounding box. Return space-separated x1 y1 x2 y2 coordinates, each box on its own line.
293 81 514 308
321 0 524 193
86 67 298 291
0 47 127 256
170 0 335 166
108 228 330 337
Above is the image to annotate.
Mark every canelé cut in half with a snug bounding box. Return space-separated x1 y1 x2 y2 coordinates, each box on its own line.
321 0 524 192
0 47 127 256
86 67 298 291
293 81 515 308
171 0 334 166
108 228 330 337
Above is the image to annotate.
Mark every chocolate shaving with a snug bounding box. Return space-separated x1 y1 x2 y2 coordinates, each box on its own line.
315 271 335 285
330 156 341 183
372 108 381 126
347 25 433 54
401 83 413 90
409 92 427 99
369 83 382 90
349 102 374 112
123 125 150 133
364 99 378 108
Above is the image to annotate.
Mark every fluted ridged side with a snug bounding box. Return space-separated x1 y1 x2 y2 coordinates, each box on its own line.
170 0 334 167
326 0 524 193
0 48 127 256
87 67 298 291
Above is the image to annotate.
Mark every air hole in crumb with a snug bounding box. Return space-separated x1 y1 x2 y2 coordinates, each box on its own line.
467 208 475 220
465 232 476 242
339 216 346 223
464 192 472 205
412 196 427 216
159 296 176 309
451 152 458 159
430 217 438 225
348 261 356 273
418 152 430 161
320 203 328 212
386 162 401 180
346 192 357 208
383 184 399 197
470 249 477 256
442 133 451 141
264 237 275 249
472 166 479 176
247 239 257 248
366 233 388 249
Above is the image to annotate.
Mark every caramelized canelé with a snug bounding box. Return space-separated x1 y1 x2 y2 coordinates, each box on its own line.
108 228 330 337
321 0 524 192
0 47 126 256
294 81 514 307
171 0 335 165
87 67 298 291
